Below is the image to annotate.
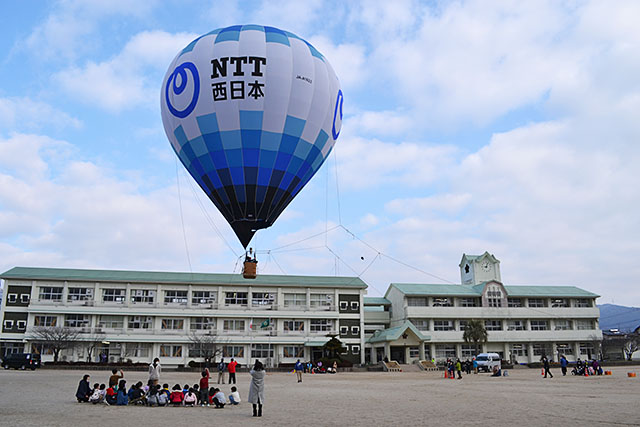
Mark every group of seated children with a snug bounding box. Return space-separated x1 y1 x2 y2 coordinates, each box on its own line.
87 381 241 407
84 371 241 407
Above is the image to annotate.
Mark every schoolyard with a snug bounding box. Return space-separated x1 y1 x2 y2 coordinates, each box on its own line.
0 366 638 426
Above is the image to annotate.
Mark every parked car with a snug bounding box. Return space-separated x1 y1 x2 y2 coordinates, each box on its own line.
475 352 501 372
2 353 41 370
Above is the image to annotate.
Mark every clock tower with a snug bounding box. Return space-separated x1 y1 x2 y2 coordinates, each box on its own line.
459 252 501 285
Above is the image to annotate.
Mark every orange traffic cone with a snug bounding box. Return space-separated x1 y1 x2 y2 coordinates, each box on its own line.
444 370 448 379
541 368 544 376
585 369 589 377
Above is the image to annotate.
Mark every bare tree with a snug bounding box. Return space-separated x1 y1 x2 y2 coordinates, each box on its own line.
30 326 81 362
623 338 638 361
188 331 223 367
84 330 106 363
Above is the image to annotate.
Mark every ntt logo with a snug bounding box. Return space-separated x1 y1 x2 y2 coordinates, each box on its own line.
165 62 200 118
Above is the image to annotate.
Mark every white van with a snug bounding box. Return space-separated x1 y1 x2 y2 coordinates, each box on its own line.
475 353 501 372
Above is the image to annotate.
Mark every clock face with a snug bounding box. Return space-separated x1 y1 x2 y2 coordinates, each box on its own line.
481 261 492 272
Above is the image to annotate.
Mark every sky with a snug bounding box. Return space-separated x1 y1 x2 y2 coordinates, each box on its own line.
0 0 639 305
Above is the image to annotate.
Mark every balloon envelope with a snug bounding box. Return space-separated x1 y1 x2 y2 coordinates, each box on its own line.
161 25 343 248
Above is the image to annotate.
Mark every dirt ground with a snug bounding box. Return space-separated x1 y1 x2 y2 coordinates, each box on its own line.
0 366 638 426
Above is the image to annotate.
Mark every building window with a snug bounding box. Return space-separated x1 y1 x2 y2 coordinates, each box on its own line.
551 299 570 308
528 298 546 308
39 287 63 301
339 301 348 310
310 294 333 310
7 294 17 303
251 344 274 359
283 320 305 333
530 321 548 331
351 326 360 335
16 320 26 330
4 320 14 329
160 344 182 358
190 317 215 330
340 326 348 335
64 314 89 328
34 315 57 327
435 344 456 359
350 301 359 311
461 344 476 358
532 343 552 356
574 298 591 308
485 320 502 331
459 320 469 330
459 298 478 307
351 345 360 354
102 289 126 303
554 320 572 330
506 320 525 331
222 345 245 358
224 292 248 306
31 343 54 355
164 290 188 305
556 343 573 355
579 343 594 356
507 298 523 307
131 289 155 304
410 319 430 331
128 316 153 329
223 319 245 332
97 315 123 329
130 344 150 357
433 320 454 331
407 297 428 307
310 319 333 333
423 344 431 359
510 344 528 356
283 293 306 308
283 345 304 358
432 297 453 307
576 320 594 330
251 292 274 306
21 294 30 303
67 288 93 302
192 290 216 305
161 318 184 330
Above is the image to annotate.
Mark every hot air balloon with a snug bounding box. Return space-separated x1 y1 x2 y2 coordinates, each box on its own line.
161 25 343 248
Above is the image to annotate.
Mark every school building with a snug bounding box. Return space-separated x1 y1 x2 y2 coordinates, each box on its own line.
0 252 602 366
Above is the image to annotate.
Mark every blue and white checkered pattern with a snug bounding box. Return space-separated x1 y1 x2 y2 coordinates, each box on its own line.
161 25 342 248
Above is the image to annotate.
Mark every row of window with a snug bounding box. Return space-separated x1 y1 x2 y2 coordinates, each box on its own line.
27 315 337 332
409 318 596 331
35 287 359 310
423 342 597 359
407 296 593 308
5 293 30 304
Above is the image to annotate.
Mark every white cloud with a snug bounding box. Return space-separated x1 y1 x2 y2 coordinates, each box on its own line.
0 97 82 131
308 36 367 90
24 0 158 61
54 30 198 112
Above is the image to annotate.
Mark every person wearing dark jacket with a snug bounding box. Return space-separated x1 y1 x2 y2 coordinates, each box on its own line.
76 374 92 402
542 356 553 378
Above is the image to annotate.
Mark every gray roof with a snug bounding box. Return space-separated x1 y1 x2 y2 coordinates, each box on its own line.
0 267 367 289
388 282 599 298
368 320 430 343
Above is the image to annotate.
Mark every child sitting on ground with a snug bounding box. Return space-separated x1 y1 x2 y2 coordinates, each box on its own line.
169 384 184 406
208 387 216 405
212 388 226 408
229 386 241 405
105 385 117 405
147 385 159 406
156 385 169 406
183 388 198 406
88 383 101 404
192 384 200 404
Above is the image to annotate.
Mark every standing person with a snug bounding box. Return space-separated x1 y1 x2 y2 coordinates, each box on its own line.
149 358 161 387
542 356 553 378
472 357 478 374
75 374 92 402
455 359 462 379
560 355 568 376
109 368 124 388
294 359 304 383
228 358 238 384
217 358 226 384
248 360 265 417
199 368 210 406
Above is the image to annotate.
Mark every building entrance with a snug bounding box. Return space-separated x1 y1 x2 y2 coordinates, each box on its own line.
391 346 406 364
